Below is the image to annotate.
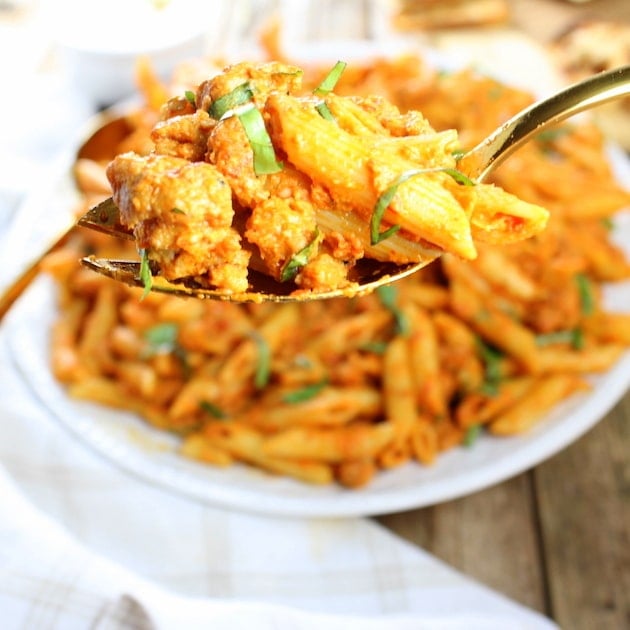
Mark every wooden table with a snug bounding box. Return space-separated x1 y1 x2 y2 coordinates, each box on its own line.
364 2 629 629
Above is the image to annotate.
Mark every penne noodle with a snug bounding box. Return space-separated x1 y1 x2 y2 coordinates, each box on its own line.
490 375 589 435
262 422 394 462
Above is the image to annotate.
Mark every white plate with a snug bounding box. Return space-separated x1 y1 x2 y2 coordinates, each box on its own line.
2 40 630 518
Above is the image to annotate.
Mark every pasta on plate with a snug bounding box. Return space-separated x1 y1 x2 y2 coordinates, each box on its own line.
45 48 630 489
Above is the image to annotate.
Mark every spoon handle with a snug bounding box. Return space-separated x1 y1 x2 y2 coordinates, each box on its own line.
461 64 630 182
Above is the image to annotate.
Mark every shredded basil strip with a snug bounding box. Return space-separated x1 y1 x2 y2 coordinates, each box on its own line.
312 61 346 120
282 380 328 404
463 424 482 447
251 332 271 389
144 322 179 353
199 400 227 419
476 338 503 395
208 82 254 120
536 126 572 144
208 82 282 174
184 90 196 106
139 249 152 299
238 105 283 175
536 329 584 349
575 273 595 316
371 167 474 245
360 340 388 355
281 229 321 282
315 101 335 121
376 285 410 336
141 322 189 375
313 61 347 96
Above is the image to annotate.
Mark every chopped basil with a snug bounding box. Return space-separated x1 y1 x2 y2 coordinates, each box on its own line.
313 61 347 96
536 329 584 350
184 90 196 106
575 273 595 316
237 105 283 175
360 340 389 355
371 167 474 245
199 400 227 419
208 82 254 120
315 101 335 121
600 217 614 231
463 424 482 447
371 181 403 244
280 229 321 282
440 167 475 187
251 332 271 389
139 248 152 299
536 126 572 144
376 285 410 336
208 82 282 174
282 379 328 404
476 338 503 395
141 322 189 376
312 61 346 120
171 207 186 215
144 322 179 353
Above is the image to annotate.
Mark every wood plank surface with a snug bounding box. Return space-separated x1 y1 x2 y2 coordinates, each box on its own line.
378 472 549 614
533 397 630 629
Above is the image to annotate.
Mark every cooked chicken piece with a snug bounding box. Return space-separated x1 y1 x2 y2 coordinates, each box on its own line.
151 110 216 162
296 253 351 291
196 61 304 113
107 152 249 293
245 197 317 279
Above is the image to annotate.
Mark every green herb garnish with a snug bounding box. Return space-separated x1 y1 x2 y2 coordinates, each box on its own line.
463 424 482 447
315 101 335 121
200 400 227 419
312 61 346 120
575 273 595 316
476 338 504 395
376 285 410 336
282 379 328 404
184 90 196 106
313 61 347 96
139 249 152 300
142 322 190 376
238 104 283 175
536 329 584 350
208 82 254 120
280 229 321 282
208 82 282 175
360 340 389 355
144 322 179 353
251 332 271 389
371 167 474 245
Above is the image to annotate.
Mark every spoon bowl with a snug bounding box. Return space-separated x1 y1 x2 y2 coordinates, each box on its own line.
78 64 630 303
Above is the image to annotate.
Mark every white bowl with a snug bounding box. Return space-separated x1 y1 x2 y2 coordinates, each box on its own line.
45 0 211 106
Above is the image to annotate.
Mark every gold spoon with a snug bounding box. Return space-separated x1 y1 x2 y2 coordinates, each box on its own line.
1 65 628 317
